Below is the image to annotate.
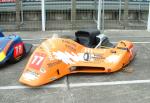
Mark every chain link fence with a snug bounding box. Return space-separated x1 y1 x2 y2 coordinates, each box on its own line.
45 0 72 30
20 0 41 30
45 0 97 30
0 1 16 31
0 0 149 31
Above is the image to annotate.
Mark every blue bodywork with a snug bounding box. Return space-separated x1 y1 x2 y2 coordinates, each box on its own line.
0 32 32 65
0 32 4 37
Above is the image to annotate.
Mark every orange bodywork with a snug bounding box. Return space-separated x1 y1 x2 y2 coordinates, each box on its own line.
19 38 136 86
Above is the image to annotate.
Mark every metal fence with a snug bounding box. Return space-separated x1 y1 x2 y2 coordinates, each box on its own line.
0 2 16 31
0 0 149 31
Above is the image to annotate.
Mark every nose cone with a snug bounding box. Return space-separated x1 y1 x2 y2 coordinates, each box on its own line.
19 50 62 87
19 51 49 86
19 70 45 87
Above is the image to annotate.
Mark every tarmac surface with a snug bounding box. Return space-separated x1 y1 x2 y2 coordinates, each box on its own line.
0 30 150 103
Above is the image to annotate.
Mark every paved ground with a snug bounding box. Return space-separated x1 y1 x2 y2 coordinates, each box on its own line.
0 30 150 103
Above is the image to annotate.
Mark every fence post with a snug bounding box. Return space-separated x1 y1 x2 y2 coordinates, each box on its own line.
41 0 46 31
21 1 24 24
138 1 141 21
97 0 102 31
102 0 104 31
123 0 128 29
16 0 21 30
147 2 150 32
71 0 76 29
119 0 121 21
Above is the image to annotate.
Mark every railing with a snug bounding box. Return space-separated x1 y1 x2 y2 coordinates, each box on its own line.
0 0 149 31
0 1 149 11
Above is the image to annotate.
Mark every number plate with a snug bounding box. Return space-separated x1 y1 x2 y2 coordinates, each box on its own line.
14 42 24 58
29 52 46 70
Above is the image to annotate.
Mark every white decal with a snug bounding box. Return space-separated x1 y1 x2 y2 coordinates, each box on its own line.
105 55 121 63
48 54 54 61
23 72 39 81
40 68 46 73
53 51 84 64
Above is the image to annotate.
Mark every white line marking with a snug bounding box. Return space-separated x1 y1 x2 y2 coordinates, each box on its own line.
32 42 150 47
33 44 39 46
22 36 150 41
23 38 47 41
0 80 150 90
0 84 66 90
111 36 150 38
70 80 150 88
112 42 150 44
132 42 150 44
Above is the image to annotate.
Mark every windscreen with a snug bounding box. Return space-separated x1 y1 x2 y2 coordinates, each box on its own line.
78 35 90 47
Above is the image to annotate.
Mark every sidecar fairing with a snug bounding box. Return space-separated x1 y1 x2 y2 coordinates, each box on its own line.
19 30 136 86
0 32 32 65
